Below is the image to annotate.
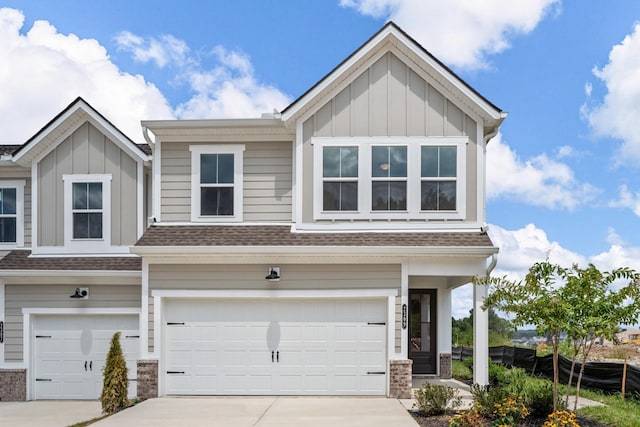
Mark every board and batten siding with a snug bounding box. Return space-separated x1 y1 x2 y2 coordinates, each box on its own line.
160 141 293 222
0 166 32 247
301 51 479 224
37 122 139 247
3 284 141 362
147 263 401 353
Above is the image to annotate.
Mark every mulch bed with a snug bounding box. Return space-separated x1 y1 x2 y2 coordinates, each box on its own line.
410 412 611 426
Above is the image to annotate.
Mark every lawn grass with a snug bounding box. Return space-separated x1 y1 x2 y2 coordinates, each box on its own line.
576 389 640 427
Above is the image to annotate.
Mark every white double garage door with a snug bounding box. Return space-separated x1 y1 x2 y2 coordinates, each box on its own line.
163 298 388 396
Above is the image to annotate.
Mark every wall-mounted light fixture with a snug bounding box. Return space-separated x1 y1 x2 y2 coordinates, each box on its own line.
265 267 280 282
70 287 89 299
0 321 4 343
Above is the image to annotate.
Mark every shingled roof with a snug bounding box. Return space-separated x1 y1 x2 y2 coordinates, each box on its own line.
0 250 141 271
135 225 494 248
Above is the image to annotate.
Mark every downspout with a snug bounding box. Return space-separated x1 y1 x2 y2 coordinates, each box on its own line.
142 126 155 153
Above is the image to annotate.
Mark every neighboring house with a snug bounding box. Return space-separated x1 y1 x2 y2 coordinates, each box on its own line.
0 22 505 401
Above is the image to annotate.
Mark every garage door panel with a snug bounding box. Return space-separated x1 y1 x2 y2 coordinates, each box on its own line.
164 298 387 396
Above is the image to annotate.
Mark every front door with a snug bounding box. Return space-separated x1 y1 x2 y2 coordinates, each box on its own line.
408 290 437 374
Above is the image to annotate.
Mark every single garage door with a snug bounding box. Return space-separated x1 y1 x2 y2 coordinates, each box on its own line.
33 314 139 400
164 298 387 395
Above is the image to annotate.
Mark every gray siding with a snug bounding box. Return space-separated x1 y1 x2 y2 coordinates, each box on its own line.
37 122 139 247
0 166 32 247
301 52 480 224
4 284 141 362
147 263 401 353
160 141 293 222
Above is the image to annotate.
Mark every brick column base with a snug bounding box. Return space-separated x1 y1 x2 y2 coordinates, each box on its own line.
389 359 413 399
136 359 158 400
0 369 26 401
439 353 452 379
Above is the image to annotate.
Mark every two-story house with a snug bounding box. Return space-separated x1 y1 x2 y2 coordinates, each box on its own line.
0 22 504 401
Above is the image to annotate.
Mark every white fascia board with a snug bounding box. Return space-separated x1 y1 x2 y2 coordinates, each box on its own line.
141 117 284 129
0 270 141 277
152 288 397 299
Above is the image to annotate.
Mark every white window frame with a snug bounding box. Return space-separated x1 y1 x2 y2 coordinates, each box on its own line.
0 180 25 248
312 137 466 221
190 144 245 223
321 145 360 212
63 174 112 250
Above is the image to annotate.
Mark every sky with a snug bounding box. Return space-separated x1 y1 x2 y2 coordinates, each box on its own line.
1 1 640 321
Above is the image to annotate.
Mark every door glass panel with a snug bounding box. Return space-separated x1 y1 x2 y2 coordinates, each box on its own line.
410 293 431 353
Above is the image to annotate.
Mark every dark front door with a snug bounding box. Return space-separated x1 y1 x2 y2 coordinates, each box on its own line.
409 289 437 374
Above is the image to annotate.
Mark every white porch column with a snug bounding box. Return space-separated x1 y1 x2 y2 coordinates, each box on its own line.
473 282 489 385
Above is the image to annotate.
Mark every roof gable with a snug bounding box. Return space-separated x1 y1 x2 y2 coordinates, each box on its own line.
281 22 506 134
12 97 150 167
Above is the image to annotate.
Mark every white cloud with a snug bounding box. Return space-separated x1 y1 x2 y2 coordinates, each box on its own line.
0 8 174 144
584 22 640 163
486 134 598 210
115 33 291 120
339 0 560 69
609 184 640 216
114 31 190 68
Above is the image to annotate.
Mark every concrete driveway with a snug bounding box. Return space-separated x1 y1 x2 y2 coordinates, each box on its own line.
91 397 419 427
0 400 103 427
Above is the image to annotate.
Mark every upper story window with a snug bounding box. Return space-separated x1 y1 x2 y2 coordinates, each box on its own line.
322 146 358 211
421 146 457 211
63 174 112 249
190 144 245 222
0 180 25 247
72 182 103 238
371 146 407 211
313 137 466 221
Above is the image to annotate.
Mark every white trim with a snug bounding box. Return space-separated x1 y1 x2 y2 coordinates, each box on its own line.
294 123 303 224
31 163 38 252
189 144 245 222
153 137 162 222
0 180 26 248
62 174 112 252
141 259 149 358
22 307 140 400
137 161 144 239
312 137 467 222
152 289 397 299
0 270 140 277
31 245 132 256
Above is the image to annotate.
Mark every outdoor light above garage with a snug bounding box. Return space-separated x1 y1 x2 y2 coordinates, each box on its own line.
265 267 280 282
69 287 89 299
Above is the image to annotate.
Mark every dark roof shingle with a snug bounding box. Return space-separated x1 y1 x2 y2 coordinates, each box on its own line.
135 225 494 248
0 250 141 271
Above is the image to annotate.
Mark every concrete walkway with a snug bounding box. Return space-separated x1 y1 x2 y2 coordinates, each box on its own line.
91 397 419 427
0 400 103 427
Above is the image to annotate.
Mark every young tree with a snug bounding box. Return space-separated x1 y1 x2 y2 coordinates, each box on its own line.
559 264 640 409
101 331 129 414
475 261 569 411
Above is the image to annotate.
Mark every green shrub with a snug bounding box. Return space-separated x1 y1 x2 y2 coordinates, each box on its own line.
470 384 508 418
413 382 461 416
525 382 563 418
462 356 474 371
492 392 529 426
101 332 129 415
452 360 473 381
500 366 528 397
488 362 509 386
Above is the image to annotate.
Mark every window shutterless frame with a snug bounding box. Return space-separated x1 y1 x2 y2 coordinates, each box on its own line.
0 180 25 248
312 137 466 221
189 145 245 222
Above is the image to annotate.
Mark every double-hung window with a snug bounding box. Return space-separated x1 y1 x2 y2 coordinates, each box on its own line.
322 146 358 211
0 181 25 247
63 174 112 249
313 137 466 221
421 146 457 211
190 145 244 222
371 146 407 211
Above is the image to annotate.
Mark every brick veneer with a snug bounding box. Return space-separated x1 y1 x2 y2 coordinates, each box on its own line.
389 359 413 398
136 360 158 400
0 369 26 401
439 353 452 379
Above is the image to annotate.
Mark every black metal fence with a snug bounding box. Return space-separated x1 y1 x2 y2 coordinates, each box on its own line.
452 345 640 396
